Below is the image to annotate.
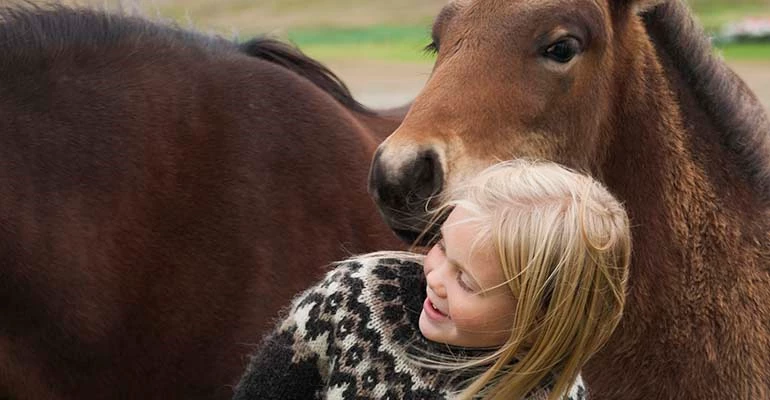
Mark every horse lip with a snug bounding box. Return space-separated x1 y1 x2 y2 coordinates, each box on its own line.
388 217 441 247
393 228 423 244
377 209 425 244
375 203 448 247
376 210 433 246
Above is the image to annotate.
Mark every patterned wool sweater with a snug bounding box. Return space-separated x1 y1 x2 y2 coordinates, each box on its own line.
233 255 586 400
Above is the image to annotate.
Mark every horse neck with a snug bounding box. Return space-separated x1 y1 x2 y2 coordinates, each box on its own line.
584 10 770 399
601 37 717 241
352 108 406 152
365 105 408 138
642 1 770 200
601 9 769 244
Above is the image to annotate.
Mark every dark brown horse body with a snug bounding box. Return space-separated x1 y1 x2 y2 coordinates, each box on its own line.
370 0 770 398
0 5 402 400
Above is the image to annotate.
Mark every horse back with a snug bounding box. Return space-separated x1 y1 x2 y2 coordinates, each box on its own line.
0 8 400 399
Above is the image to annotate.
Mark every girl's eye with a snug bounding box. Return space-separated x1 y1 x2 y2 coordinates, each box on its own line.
456 270 474 293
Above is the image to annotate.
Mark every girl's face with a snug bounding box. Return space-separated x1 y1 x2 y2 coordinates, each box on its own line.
419 206 516 348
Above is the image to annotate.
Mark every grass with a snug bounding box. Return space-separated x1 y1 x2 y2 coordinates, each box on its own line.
693 3 770 32
717 42 770 60
691 1 770 61
28 0 770 62
287 25 435 63
279 0 770 63
286 24 770 63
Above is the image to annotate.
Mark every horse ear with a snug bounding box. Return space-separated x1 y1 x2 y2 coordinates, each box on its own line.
632 0 665 13
614 0 665 15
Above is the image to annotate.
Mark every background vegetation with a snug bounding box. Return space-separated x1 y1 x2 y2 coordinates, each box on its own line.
23 0 770 63
120 0 770 63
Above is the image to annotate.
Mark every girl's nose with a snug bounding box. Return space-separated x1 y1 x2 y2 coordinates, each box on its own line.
428 276 447 298
425 268 447 298
424 244 447 297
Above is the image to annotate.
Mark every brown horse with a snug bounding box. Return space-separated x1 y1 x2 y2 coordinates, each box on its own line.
0 4 403 400
370 0 770 399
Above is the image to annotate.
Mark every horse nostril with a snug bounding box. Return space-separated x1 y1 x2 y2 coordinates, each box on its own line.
368 147 443 208
368 146 444 244
410 150 443 202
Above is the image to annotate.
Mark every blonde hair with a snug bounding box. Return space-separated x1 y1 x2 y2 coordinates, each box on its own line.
422 159 631 400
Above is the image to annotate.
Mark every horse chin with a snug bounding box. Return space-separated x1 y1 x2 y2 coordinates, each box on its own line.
392 228 426 246
377 209 445 248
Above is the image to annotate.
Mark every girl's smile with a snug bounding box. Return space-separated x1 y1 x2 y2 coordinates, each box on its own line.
419 206 516 348
423 297 449 321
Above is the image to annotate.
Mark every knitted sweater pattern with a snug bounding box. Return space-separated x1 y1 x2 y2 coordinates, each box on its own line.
233 256 586 400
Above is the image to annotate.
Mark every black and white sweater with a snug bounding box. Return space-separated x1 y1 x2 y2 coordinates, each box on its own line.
233 255 586 400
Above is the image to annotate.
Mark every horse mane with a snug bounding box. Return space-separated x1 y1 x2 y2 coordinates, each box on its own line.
238 38 373 115
642 0 770 199
0 3 371 115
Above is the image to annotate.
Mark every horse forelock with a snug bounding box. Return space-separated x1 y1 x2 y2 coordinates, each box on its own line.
641 0 770 200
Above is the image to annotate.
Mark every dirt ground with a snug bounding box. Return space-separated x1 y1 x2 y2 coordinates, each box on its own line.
329 60 770 113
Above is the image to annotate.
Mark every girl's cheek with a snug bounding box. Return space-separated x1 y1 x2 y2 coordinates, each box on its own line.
453 299 514 330
451 303 488 328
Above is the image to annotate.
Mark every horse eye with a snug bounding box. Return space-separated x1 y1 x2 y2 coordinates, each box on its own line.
544 38 581 63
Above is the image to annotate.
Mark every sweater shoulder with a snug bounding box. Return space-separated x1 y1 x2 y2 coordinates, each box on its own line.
331 253 425 287
287 253 448 398
279 253 424 333
297 254 424 308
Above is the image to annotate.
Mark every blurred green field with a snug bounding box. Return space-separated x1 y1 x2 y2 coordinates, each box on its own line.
288 25 770 63
287 26 435 63
285 0 770 63
696 1 770 30
21 0 770 62
148 0 770 62
718 42 770 60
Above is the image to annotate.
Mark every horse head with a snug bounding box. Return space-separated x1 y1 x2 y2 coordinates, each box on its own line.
369 0 675 242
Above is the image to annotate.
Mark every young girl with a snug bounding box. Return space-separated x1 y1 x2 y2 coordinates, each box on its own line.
232 159 631 400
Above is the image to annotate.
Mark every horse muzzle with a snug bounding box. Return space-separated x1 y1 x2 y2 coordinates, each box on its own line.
368 146 444 246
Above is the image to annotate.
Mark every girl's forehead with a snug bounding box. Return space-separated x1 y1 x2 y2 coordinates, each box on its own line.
444 205 472 226
443 207 505 286
442 206 482 243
